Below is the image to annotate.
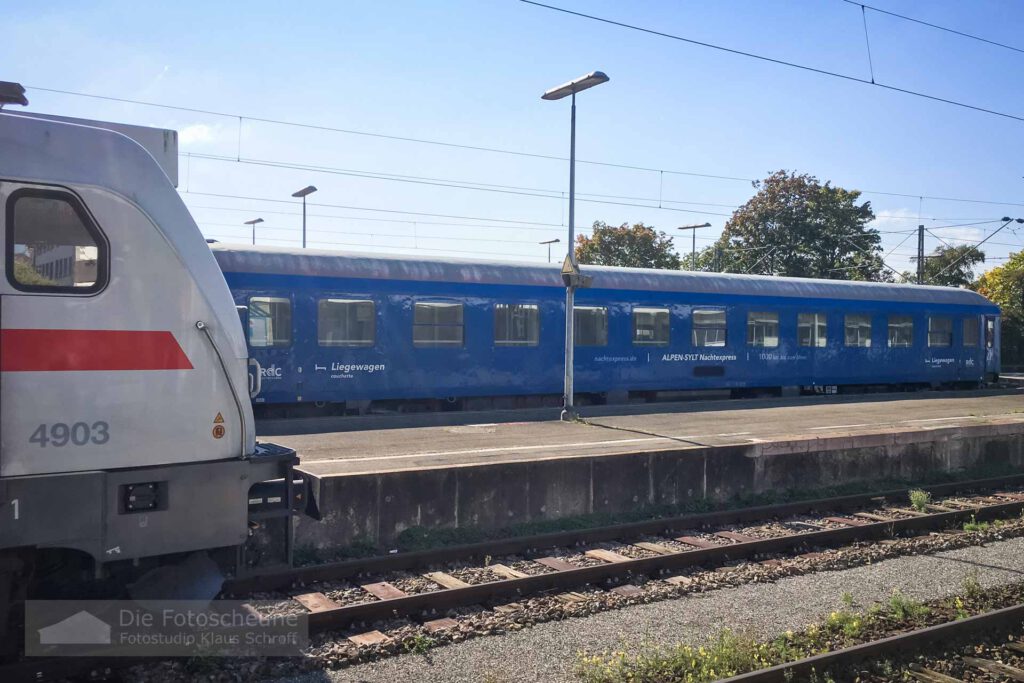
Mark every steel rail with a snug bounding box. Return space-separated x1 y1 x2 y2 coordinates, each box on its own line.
304 498 1024 633
225 473 1024 594
6 487 1022 682
717 602 1024 682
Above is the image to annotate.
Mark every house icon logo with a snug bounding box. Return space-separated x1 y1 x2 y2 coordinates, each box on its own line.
38 610 111 645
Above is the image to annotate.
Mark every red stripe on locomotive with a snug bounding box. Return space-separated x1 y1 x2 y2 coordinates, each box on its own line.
0 329 193 371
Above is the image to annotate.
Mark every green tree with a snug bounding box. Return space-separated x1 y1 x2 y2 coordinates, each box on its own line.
902 244 985 287
13 259 55 286
976 252 1024 317
575 221 681 269
711 170 886 280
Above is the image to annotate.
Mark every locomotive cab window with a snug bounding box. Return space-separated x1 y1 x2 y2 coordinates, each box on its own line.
248 297 292 348
798 313 827 347
6 189 108 293
888 315 914 348
746 311 778 348
844 314 872 347
963 317 979 347
692 309 727 347
414 301 464 347
928 316 952 348
632 307 669 346
574 306 608 346
318 299 375 347
494 303 539 346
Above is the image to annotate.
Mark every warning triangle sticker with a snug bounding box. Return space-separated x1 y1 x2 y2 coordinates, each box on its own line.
213 412 224 424
561 254 576 276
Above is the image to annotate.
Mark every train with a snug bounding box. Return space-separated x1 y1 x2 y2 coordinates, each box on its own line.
213 245 1001 416
0 85 310 652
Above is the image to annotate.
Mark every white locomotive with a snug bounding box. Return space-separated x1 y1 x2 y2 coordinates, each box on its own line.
0 82 305 650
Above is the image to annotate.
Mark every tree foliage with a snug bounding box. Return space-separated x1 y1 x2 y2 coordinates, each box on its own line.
902 244 985 287
575 221 681 269
708 170 885 280
12 259 55 286
976 251 1024 319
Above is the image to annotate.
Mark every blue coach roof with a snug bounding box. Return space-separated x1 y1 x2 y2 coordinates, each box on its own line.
211 244 997 308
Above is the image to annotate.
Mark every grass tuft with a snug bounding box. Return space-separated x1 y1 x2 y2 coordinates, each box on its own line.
885 590 930 622
908 488 931 512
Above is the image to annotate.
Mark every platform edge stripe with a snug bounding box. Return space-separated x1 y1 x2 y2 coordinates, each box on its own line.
0 329 193 371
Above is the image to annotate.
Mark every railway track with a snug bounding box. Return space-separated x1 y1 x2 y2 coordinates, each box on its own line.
281 499 1024 641
7 474 1024 681
719 602 1024 682
228 474 1024 643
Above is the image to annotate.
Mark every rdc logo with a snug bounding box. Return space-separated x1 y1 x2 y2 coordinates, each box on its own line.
260 365 283 379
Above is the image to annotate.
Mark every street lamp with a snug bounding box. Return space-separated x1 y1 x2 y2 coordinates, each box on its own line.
542 70 609 422
291 185 317 248
540 238 560 263
677 222 712 271
244 217 264 246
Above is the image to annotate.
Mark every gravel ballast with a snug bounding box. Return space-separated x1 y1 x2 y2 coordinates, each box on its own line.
278 536 1024 683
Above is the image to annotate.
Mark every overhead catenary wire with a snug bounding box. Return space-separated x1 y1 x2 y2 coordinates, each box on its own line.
840 235 905 279
859 4 876 83
198 209 921 256
839 0 1024 56
182 153 732 218
181 153 1005 225
198 221 568 246
25 84 1024 211
184 152 742 211
930 218 1022 281
519 1 1024 125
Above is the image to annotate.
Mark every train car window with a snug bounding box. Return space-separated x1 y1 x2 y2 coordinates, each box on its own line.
798 313 827 347
693 309 727 347
574 306 608 346
746 311 778 348
927 316 953 348
887 315 914 348
632 307 670 345
318 299 375 347
844 314 872 347
495 303 539 346
248 297 292 347
6 189 108 293
962 318 979 347
414 302 464 347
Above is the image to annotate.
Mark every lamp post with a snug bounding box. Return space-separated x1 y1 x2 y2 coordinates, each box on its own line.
291 185 317 248
244 217 264 246
542 70 609 422
540 238 560 263
677 222 711 271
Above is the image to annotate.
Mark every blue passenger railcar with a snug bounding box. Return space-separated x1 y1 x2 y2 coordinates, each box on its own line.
211 245 1001 413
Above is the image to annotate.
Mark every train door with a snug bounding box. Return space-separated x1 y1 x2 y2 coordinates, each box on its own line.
984 315 1000 381
244 293 296 403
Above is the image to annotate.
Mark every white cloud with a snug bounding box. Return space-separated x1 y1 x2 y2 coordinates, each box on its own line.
178 123 217 145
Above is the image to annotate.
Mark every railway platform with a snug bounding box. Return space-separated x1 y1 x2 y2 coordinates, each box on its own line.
267 390 1024 550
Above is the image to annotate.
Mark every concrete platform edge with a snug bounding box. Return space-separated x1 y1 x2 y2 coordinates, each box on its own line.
295 420 1024 550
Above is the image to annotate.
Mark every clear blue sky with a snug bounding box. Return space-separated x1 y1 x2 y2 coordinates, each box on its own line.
6 0 1024 276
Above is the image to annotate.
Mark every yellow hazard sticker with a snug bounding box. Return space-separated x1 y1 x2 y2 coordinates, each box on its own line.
213 412 225 424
